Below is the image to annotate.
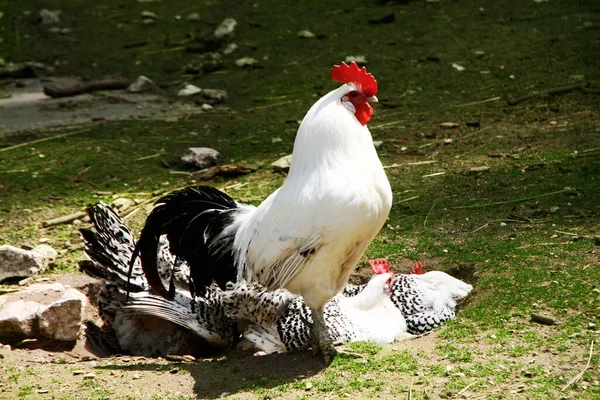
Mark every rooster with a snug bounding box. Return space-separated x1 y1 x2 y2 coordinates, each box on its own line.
136 61 392 362
80 202 472 357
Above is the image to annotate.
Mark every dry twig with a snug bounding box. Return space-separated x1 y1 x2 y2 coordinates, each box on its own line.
562 341 594 391
452 188 574 209
42 211 87 228
43 79 130 98
508 82 591 105
0 129 90 153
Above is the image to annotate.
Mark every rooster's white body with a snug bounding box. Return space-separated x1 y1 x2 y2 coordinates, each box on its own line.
233 83 392 308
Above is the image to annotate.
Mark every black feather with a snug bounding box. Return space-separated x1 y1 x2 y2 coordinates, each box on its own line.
136 186 239 299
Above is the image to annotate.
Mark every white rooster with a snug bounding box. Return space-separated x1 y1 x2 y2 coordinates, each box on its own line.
136 61 392 362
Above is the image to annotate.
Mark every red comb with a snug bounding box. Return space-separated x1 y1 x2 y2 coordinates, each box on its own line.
369 259 390 274
411 261 423 275
330 62 378 97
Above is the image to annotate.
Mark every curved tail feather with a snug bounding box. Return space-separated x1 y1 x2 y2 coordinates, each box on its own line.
79 202 147 292
136 186 240 298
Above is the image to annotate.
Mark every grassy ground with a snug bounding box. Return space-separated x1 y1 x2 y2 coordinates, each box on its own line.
1 0 599 399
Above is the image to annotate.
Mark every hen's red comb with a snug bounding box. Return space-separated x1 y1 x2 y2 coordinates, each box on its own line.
411 261 423 275
369 259 390 275
330 62 378 97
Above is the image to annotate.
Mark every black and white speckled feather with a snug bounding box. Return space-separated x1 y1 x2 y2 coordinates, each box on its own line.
80 202 472 357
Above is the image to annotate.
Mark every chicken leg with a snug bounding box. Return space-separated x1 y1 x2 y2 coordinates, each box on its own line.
310 306 337 363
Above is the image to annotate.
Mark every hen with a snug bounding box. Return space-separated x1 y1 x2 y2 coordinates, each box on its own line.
136 62 392 362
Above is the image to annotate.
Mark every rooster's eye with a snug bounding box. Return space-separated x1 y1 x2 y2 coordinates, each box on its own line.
349 91 359 99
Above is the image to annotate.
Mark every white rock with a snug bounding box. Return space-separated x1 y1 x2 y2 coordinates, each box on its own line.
235 57 259 68
186 13 201 22
127 76 154 93
141 11 157 19
181 147 222 170
39 9 61 25
0 301 42 337
214 18 237 39
0 245 46 281
178 84 202 97
31 244 58 264
373 140 383 148
38 288 87 341
201 103 213 111
222 43 238 55
112 198 134 212
452 63 466 72
297 30 315 39
345 55 367 65
271 154 292 173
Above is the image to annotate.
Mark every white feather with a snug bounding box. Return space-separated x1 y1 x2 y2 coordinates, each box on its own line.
232 84 392 309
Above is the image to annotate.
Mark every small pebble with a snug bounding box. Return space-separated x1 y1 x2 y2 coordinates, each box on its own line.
297 30 315 39
235 57 259 68
83 373 96 380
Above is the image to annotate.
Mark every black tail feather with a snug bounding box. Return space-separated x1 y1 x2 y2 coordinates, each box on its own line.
137 186 239 299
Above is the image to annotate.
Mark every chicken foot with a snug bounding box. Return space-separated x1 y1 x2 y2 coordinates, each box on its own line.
309 306 337 364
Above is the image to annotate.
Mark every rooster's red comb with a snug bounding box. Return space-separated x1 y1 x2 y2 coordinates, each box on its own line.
330 62 378 97
369 259 390 275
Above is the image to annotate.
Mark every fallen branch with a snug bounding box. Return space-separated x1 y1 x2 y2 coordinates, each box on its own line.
0 129 90 153
42 211 87 228
554 230 595 239
508 82 591 106
562 341 594 391
43 78 130 98
452 188 575 209
531 313 559 326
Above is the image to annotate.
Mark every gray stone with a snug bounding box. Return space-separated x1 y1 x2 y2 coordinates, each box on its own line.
222 43 238 55
112 198 134 212
345 55 367 65
200 88 227 103
38 288 87 341
0 283 87 342
235 57 259 68
39 9 61 25
181 147 223 170
271 154 292 173
140 11 157 19
0 301 41 338
127 76 154 93
0 245 46 281
178 84 202 97
214 18 237 39
31 244 58 264
297 30 315 39
186 13 201 22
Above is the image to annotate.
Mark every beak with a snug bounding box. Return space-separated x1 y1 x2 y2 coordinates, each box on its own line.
367 95 378 103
